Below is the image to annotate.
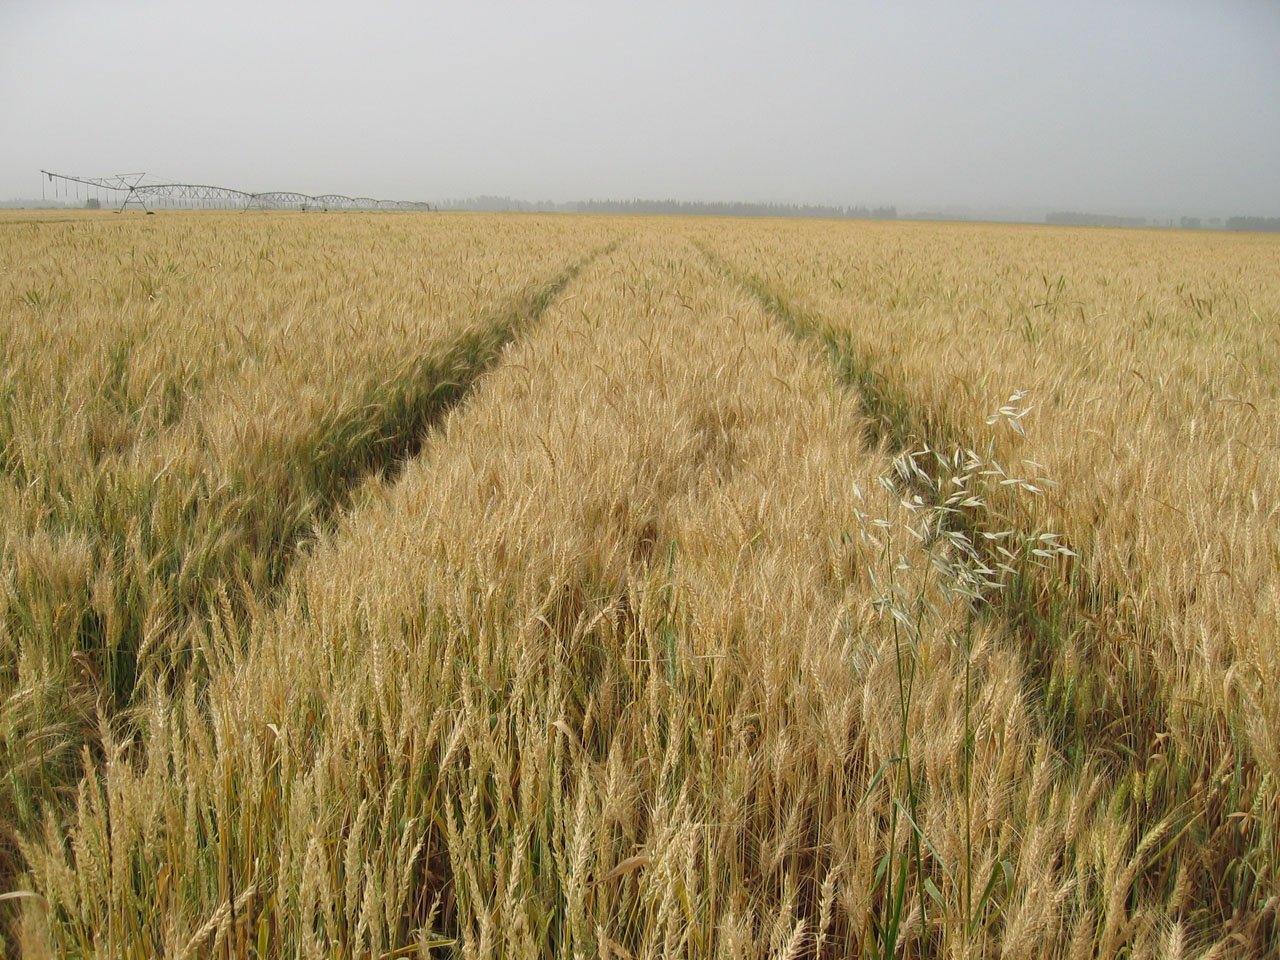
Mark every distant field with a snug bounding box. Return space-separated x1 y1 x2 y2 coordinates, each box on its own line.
2 211 1277 958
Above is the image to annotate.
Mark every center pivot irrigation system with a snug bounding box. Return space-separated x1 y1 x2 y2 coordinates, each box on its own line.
40 170 433 213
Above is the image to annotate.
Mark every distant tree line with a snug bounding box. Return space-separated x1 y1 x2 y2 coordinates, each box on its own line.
1045 211 1148 228
1047 211 1280 231
1225 216 1280 232
437 196 538 213
567 199 897 219
437 196 896 219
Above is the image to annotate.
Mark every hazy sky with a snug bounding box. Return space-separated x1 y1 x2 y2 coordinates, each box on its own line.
3 1 1278 215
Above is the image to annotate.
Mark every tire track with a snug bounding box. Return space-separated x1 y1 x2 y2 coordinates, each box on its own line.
695 240 1277 946
0 242 617 945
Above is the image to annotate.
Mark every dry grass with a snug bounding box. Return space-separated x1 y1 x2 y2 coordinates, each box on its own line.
2 212 1277 957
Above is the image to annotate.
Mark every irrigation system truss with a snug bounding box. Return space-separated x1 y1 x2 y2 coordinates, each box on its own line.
40 170 433 213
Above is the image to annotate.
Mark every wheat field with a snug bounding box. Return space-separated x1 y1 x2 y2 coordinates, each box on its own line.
2 211 1277 958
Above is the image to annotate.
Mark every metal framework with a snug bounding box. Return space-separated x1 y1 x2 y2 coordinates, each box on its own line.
39 170 432 213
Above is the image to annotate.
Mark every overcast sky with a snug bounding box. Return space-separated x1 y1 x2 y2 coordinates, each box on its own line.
3 1 1278 215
